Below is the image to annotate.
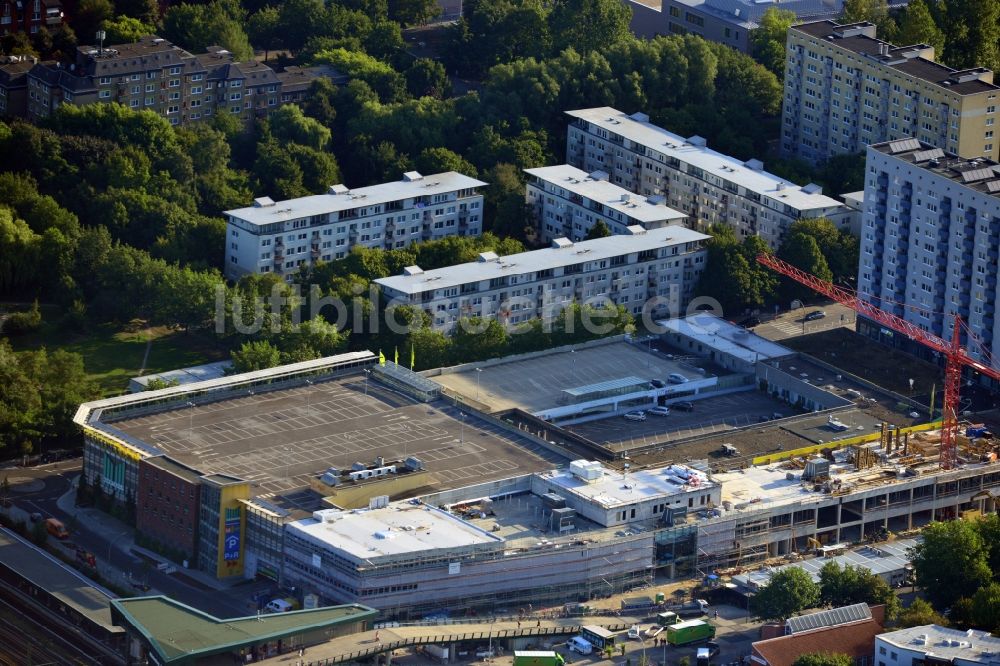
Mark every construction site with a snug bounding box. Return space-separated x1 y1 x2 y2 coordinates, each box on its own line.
694 420 1000 575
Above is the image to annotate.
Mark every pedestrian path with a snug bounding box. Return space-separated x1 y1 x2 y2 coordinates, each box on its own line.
255 618 633 665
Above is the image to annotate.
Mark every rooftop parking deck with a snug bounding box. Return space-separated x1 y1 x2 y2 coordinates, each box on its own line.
110 375 567 502
432 340 706 414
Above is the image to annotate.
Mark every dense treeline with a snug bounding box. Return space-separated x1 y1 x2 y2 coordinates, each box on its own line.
695 218 859 315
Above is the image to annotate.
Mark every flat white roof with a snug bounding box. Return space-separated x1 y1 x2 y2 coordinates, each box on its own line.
130 361 232 392
525 164 687 224
226 172 487 226
376 227 709 295
659 313 792 363
288 503 503 561
879 625 1000 661
567 108 849 213
537 463 713 509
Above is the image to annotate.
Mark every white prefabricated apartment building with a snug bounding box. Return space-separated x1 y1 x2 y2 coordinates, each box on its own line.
375 226 709 332
565 107 853 246
224 171 487 280
858 138 1000 370
525 165 688 243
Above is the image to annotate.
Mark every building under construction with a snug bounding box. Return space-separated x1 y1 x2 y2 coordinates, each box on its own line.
696 423 1000 574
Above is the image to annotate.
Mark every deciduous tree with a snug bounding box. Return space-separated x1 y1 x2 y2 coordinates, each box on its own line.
751 567 820 622
750 8 796 78
910 519 992 609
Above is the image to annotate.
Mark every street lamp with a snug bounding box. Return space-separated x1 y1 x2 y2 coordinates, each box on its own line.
637 635 648 666
304 379 313 416
364 369 371 396
460 413 465 444
246 389 255 456
475 368 483 401
187 401 195 440
107 530 130 583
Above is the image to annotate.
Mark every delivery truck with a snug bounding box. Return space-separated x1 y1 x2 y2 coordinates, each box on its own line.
424 645 449 662
666 620 715 646
513 651 565 666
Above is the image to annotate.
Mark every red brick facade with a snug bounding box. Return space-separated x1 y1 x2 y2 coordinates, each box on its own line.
137 457 201 564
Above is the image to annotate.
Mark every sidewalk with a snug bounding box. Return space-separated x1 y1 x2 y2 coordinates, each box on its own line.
56 478 235 594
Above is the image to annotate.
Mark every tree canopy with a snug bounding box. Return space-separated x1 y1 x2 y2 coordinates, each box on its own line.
751 567 821 622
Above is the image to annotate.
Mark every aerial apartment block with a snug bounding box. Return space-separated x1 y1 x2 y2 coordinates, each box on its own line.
0 0 63 36
566 107 852 247
224 171 486 281
0 36 342 126
782 21 1000 165
858 138 1000 369
375 226 709 332
525 165 688 244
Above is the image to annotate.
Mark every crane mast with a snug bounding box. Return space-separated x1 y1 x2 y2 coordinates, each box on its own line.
756 253 1000 469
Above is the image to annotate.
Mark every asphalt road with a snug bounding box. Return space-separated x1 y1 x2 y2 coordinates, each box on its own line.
750 303 856 342
5 461 253 618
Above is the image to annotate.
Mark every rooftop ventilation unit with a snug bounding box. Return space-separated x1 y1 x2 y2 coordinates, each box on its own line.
253 197 275 208
477 251 500 262
402 171 424 182
329 184 350 195
403 265 424 276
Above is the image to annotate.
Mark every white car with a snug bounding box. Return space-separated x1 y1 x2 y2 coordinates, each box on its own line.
668 373 689 384
628 625 641 639
648 406 671 416
624 412 647 422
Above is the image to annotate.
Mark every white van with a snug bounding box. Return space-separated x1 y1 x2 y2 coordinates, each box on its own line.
567 637 594 654
265 599 293 613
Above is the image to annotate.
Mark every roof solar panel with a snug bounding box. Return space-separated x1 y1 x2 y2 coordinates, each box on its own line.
912 148 944 163
987 180 1000 193
888 138 921 154
961 167 996 183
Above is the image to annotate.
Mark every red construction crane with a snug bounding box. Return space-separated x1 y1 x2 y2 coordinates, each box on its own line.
757 253 1000 469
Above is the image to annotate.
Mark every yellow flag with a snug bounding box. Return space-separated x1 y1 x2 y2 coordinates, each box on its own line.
378 350 386 367
394 346 399 365
410 344 415 371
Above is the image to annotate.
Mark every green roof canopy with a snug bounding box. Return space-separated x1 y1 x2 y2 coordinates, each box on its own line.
111 596 377 664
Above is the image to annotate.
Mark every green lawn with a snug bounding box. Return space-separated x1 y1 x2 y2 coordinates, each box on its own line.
6 307 229 396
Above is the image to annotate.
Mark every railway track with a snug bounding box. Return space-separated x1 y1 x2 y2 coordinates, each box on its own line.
0 592 107 665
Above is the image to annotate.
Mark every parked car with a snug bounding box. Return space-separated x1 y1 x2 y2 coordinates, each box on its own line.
624 412 647 422
648 406 671 416
628 625 641 639
738 315 761 328
668 373 689 384
804 310 827 321
650 379 666 389
673 401 695 412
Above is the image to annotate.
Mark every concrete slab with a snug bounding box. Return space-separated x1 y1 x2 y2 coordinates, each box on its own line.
111 376 568 501
434 342 704 414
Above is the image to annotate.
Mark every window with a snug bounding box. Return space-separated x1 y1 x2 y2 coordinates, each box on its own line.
169 66 181 75
191 73 203 81
145 97 155 106
168 79 180 88
145 83 154 92
99 76 111 85
99 90 111 99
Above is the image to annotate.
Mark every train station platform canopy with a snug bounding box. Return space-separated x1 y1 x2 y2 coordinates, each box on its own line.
110 596 377 664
